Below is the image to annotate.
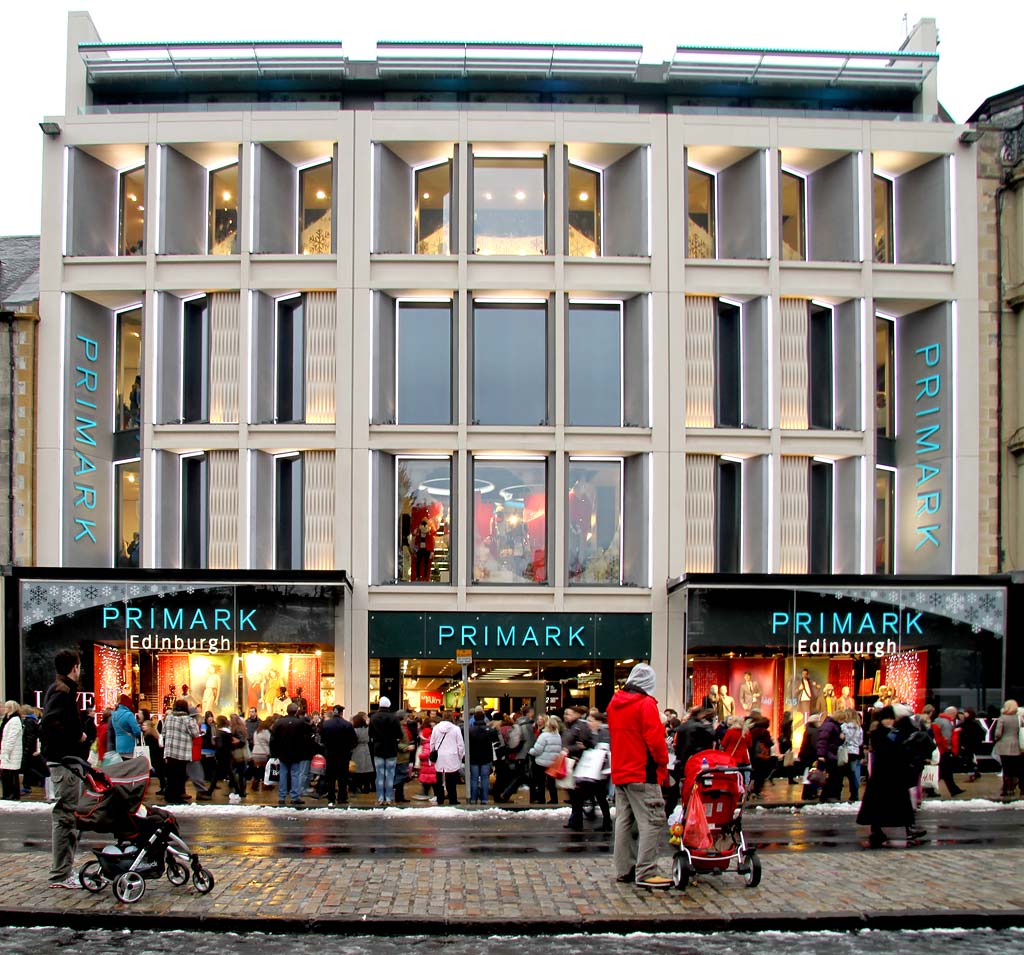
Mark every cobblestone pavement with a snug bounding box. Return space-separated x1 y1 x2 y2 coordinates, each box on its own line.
0 845 1022 934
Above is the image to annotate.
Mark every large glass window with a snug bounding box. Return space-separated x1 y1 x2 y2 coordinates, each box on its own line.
875 467 895 574
209 164 239 255
781 171 806 261
875 316 895 437
398 302 452 425
275 454 303 570
473 458 547 583
415 162 452 255
568 458 622 584
275 297 304 423
182 297 209 424
299 161 332 254
115 460 141 568
567 303 620 426
716 300 740 428
687 167 715 259
119 166 145 256
181 454 207 569
567 163 600 257
115 308 142 432
396 457 452 583
809 303 834 429
873 174 894 264
716 458 741 573
473 156 546 255
473 302 547 426
809 459 833 574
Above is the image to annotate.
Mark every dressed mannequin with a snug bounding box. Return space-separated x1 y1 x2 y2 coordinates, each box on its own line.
718 684 736 721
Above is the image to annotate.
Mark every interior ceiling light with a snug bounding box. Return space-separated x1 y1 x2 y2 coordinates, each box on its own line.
316 189 327 200
422 192 430 199
484 192 493 200
222 191 232 202
579 191 589 201
127 193 137 202
515 190 526 201
138 206 144 212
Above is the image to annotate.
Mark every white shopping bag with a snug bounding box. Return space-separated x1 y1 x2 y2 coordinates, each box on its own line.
264 758 281 786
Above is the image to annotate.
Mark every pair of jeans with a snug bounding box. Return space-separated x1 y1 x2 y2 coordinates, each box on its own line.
278 761 302 802
375 756 397 802
47 764 83 882
613 783 665 882
470 762 491 803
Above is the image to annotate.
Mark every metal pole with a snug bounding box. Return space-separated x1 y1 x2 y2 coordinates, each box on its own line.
461 663 471 801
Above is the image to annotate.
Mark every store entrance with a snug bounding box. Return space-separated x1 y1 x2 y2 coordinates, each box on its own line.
466 679 546 716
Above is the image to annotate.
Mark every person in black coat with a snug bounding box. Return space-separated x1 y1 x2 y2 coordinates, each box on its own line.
319 705 358 805
270 703 314 805
561 705 596 831
856 705 925 845
667 708 715 816
368 697 404 805
815 714 845 802
958 709 985 781
468 709 500 804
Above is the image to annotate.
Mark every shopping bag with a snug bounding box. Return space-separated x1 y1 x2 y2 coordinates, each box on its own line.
682 785 713 850
555 757 577 789
545 752 568 779
921 764 939 791
264 758 281 786
133 743 151 769
310 754 327 773
574 744 608 782
837 743 849 767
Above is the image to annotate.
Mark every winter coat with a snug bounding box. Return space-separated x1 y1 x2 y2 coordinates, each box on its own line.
320 716 358 757
21 715 40 767
429 719 464 773
856 722 916 828
112 704 142 755
352 727 373 773
40 675 83 763
511 715 536 761
958 716 985 758
417 728 437 784
561 717 593 760
606 685 669 787
674 717 716 769
469 719 499 765
270 715 314 763
368 708 403 760
720 727 750 763
1 714 24 771
251 728 271 761
529 730 563 768
993 713 1023 757
815 716 844 762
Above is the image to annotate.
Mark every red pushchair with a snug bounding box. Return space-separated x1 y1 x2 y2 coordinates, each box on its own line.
63 756 214 903
670 749 762 890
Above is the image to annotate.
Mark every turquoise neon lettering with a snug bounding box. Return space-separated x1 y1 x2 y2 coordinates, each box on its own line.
73 519 96 542
76 335 99 361
75 366 98 392
75 397 97 410
915 525 941 550
795 612 812 635
915 424 941 453
915 375 940 400
881 612 899 635
74 416 97 446
771 612 789 633
238 608 256 631
905 612 923 634
568 626 585 647
916 491 941 516
74 451 96 476
438 625 455 645
163 608 184 629
73 484 96 509
915 406 939 417
916 463 941 486
102 607 120 627
214 609 231 630
521 627 540 647
915 343 940 367
832 613 852 635
460 625 477 647
545 626 561 647
858 614 877 634
189 609 208 630
126 608 142 628
496 627 515 647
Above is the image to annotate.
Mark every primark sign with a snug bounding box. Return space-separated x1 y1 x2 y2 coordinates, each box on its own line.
102 603 257 654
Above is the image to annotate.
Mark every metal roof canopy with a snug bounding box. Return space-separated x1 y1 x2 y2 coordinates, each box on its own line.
666 46 937 88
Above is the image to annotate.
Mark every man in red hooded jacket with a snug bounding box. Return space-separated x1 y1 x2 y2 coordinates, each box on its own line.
607 662 671 889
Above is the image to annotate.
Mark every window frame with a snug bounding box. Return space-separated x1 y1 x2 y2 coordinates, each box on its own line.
808 301 835 430
808 457 834 574
471 152 548 256
118 165 146 257
180 295 209 424
413 158 453 256
567 159 603 258
273 452 303 570
874 465 896 574
114 458 141 568
715 298 742 428
875 313 896 438
395 297 454 426
566 299 623 427
715 456 742 574
686 164 717 260
297 158 333 255
180 452 207 570
207 162 240 255
872 172 895 264
274 294 305 424
780 168 807 261
114 305 143 433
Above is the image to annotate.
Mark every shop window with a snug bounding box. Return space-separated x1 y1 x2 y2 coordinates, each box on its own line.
473 457 547 583
808 303 834 429
275 296 305 423
716 458 741 573
299 161 332 254
181 454 207 569
415 161 452 255
568 163 600 257
398 301 452 425
716 300 741 428
875 467 895 574
809 459 833 574
687 166 715 259
473 156 546 255
568 458 622 584
396 456 452 583
275 454 303 570
780 171 806 261
567 302 620 426
209 164 239 254
875 315 895 437
115 308 142 432
472 301 548 426
182 296 209 424
115 460 141 568
119 166 145 256
873 174 894 264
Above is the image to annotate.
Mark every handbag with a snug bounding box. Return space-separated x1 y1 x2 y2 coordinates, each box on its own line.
836 743 849 767
232 743 251 764
555 756 577 790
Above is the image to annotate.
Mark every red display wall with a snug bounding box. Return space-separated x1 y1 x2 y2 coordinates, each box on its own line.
881 650 928 712
93 645 126 712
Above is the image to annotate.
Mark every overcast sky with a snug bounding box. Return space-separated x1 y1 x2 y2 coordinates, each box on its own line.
1 0 1021 235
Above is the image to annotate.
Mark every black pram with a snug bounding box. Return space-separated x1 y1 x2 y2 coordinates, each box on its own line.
63 756 214 903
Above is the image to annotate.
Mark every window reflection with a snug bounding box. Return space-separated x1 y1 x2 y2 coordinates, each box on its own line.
299 161 332 254
568 459 622 584
567 304 620 426
119 166 145 256
116 460 141 568
473 458 546 583
875 316 894 437
687 167 715 259
398 302 452 425
116 308 142 431
473 157 546 255
209 164 239 255
875 468 894 574
397 457 452 583
873 174 894 263
568 164 600 257
415 162 451 255
781 171 805 261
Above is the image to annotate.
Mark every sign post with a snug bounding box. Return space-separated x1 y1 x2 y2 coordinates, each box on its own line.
456 650 472 801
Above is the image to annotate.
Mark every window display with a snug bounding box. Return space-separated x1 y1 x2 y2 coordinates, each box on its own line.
396 457 451 583
567 458 622 584
473 458 547 583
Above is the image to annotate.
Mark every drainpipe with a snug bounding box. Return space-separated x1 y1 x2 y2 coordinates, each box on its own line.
0 310 16 565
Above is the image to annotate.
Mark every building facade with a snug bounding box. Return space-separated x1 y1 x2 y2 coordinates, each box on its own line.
13 12 1006 723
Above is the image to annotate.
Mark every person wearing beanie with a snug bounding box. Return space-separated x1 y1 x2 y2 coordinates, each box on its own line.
111 693 142 759
368 696 403 806
606 662 672 889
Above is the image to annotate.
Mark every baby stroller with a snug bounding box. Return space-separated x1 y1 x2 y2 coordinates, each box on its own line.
62 756 214 903
668 749 761 890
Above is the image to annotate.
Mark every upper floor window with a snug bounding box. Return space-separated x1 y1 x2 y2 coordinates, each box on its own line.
181 453 207 569
808 303 834 429
415 161 452 255
567 302 620 426
472 301 548 425
119 166 145 256
397 456 452 583
780 170 806 261
875 315 895 438
115 307 142 432
568 458 622 584
115 460 141 568
875 467 895 574
472 456 547 583
182 296 209 423
275 296 305 424
873 174 894 263
716 300 741 428
687 166 715 259
808 459 834 574
567 163 600 257
299 161 332 254
716 457 741 573
398 301 452 425
209 164 239 254
473 156 546 255
274 453 303 570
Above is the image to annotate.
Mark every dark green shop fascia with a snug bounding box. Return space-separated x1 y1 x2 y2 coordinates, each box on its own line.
368 612 651 660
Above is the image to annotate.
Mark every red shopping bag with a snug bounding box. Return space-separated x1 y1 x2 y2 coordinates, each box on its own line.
545 752 568 779
682 784 713 850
